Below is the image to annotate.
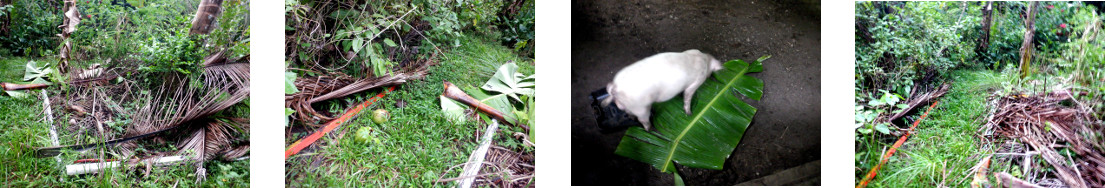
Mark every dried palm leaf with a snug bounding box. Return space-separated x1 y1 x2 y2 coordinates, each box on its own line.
56 0 81 74
287 57 431 126
175 118 249 182
36 55 250 157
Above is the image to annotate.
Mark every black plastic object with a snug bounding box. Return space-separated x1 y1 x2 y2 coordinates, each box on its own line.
590 88 643 133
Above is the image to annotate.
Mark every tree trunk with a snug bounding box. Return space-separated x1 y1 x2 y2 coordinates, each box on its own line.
977 2 993 55
189 0 224 35
1019 2 1038 79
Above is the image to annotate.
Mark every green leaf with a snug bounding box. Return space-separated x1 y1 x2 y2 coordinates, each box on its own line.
614 57 766 172
895 104 909 109
480 62 535 103
352 37 364 53
383 38 397 47
285 108 295 127
439 95 468 123
285 72 299 94
674 172 685 186
874 123 890 134
23 61 54 82
857 127 873 134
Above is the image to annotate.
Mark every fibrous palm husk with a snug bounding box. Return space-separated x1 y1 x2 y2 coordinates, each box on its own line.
984 90 1105 187
190 0 224 35
286 56 432 126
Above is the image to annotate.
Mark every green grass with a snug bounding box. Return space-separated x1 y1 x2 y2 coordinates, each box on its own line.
856 70 1009 187
285 33 535 187
0 57 250 187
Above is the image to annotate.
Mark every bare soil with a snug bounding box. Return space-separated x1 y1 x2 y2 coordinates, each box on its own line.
570 0 821 185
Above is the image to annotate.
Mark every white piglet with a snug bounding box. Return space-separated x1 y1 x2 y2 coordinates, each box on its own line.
601 49 724 130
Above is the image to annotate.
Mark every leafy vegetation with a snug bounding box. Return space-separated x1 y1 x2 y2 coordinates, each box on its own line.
0 0 250 186
856 2 1105 186
286 34 535 187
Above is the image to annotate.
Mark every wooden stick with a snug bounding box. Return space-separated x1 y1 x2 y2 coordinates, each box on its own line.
3 82 49 91
285 86 395 159
441 81 528 131
857 101 939 188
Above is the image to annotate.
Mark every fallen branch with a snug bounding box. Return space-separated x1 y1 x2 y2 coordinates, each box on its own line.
442 81 529 131
857 100 939 188
886 83 950 123
2 82 49 90
285 86 395 159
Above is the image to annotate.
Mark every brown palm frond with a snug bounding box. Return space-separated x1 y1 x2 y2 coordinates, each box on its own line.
286 56 432 126
190 0 225 35
130 58 249 136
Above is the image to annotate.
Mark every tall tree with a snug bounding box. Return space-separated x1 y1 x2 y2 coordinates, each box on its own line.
977 2 994 55
1019 2 1038 78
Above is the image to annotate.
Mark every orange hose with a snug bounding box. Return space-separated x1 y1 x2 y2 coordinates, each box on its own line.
285 86 395 159
857 101 939 188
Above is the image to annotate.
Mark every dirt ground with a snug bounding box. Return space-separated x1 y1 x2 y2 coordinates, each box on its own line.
570 0 821 185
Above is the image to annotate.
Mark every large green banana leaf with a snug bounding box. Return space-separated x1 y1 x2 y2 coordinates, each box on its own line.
614 56 768 173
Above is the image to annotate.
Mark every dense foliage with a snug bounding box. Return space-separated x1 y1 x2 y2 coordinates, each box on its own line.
855 2 1105 186
284 0 534 77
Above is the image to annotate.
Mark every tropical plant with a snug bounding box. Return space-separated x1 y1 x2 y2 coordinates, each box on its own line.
614 56 768 182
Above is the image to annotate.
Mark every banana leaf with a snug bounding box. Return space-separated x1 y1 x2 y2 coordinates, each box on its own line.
614 56 768 173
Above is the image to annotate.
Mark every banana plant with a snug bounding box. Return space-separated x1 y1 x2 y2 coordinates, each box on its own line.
614 56 768 176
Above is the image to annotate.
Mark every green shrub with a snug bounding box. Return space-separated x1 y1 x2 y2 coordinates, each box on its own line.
856 2 981 95
137 28 202 75
498 0 534 56
0 1 60 57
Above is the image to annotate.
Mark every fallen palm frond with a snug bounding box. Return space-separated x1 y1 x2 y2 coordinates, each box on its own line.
287 56 431 126
857 100 939 188
983 90 1105 187
886 83 950 123
36 55 250 160
285 86 394 158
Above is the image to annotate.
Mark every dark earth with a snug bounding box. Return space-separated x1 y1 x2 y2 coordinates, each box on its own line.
571 0 821 185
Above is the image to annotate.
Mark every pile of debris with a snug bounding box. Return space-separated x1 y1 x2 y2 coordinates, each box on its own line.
983 90 1105 187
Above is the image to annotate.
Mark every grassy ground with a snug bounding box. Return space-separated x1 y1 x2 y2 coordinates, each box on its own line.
0 57 250 187
856 70 1011 187
285 33 535 187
